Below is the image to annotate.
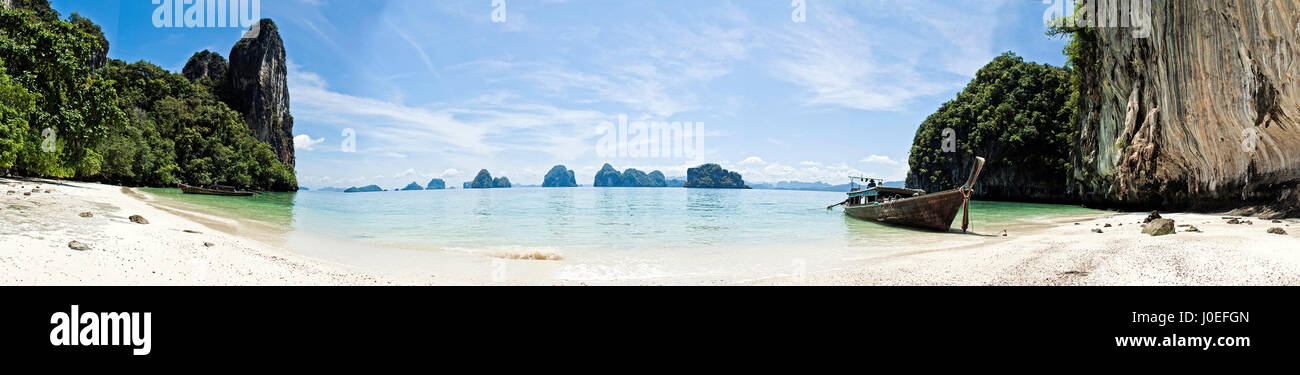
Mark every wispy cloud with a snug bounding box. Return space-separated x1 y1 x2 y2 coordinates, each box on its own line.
769 0 1002 111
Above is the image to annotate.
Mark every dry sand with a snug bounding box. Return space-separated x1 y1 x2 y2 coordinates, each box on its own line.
3 177 1299 286
751 212 1300 285
0 177 397 285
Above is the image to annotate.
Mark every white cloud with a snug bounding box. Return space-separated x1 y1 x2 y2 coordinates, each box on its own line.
293 134 325 150
288 62 609 160
440 168 461 178
768 1 1001 111
394 168 417 178
739 156 764 165
862 154 900 165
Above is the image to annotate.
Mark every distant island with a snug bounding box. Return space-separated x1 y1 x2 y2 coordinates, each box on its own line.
685 164 748 189
593 164 668 187
542 165 578 187
400 182 423 191
469 169 511 188
749 180 905 192
343 185 383 193
426 178 445 190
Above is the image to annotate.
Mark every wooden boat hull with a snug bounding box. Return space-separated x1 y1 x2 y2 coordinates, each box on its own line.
181 184 254 196
843 188 966 231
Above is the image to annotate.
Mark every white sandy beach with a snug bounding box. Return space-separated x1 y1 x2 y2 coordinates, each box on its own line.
3 177 1299 286
752 212 1300 286
0 177 399 285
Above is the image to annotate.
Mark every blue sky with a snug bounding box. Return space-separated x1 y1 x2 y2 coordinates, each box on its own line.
51 0 1068 188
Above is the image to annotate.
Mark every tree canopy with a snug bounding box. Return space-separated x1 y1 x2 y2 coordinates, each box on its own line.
0 8 295 190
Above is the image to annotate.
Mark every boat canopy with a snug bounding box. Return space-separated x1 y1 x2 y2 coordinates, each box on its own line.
846 186 925 198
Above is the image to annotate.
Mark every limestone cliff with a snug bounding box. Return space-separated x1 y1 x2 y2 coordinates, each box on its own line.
1069 0 1300 216
223 19 295 168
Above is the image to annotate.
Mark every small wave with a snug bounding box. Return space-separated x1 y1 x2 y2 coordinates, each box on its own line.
489 251 563 261
444 246 564 261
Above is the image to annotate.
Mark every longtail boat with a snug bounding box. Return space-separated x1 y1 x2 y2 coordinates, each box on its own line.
828 156 985 232
180 183 255 197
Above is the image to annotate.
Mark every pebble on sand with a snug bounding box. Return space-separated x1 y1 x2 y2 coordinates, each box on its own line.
1267 227 1288 235
1092 228 1104 233
129 215 149 224
78 212 93 218
1103 223 1112 228
1185 226 1201 232
67 241 91 251
203 242 215 247
183 229 201 234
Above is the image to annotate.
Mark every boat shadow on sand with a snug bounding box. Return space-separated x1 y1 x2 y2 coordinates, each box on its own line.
841 215 1001 237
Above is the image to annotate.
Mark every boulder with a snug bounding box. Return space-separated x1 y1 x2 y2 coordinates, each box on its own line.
129 215 149 224
1142 219 1175 236
1267 227 1288 235
78 212 92 218
1143 210 1161 223
67 241 91 251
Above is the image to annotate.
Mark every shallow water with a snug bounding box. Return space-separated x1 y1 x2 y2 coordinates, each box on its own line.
140 187 1104 283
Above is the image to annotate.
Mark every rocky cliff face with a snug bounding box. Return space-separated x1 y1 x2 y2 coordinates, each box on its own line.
183 50 227 83
223 19 294 167
1070 0 1300 216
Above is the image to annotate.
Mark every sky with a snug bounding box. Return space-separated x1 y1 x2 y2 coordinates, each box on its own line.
50 0 1068 189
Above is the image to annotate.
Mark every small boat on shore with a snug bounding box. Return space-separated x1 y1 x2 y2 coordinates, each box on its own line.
180 183 255 196
829 156 985 232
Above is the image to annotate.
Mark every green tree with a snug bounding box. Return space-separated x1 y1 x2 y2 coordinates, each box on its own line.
905 52 1074 202
0 8 124 177
0 63 37 172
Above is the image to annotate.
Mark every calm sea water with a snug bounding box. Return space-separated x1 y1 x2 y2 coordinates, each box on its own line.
140 187 1103 282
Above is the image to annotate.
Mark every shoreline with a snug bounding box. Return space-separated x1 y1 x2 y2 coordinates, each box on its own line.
1 177 401 285
750 212 1300 285
3 177 1299 285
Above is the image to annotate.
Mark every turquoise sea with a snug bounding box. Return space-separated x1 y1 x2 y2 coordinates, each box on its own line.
140 187 1104 283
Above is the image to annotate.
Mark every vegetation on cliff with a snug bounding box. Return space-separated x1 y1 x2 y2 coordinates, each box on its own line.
425 178 445 190
0 7 296 190
685 164 747 189
469 169 511 188
592 163 668 187
905 52 1074 202
542 165 577 187
344 185 383 193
